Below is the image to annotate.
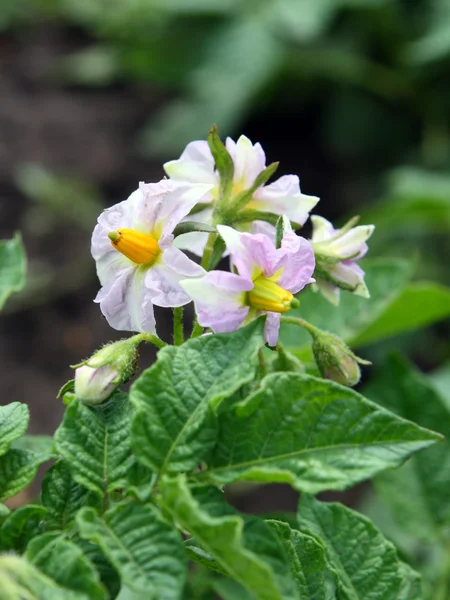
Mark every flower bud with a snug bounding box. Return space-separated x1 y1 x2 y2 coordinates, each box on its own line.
75 364 119 405
311 330 369 387
73 338 139 405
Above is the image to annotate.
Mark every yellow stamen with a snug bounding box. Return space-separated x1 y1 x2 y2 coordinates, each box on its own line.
108 228 160 265
247 277 299 313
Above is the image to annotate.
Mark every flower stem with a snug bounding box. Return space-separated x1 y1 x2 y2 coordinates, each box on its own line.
134 333 167 349
279 315 319 338
201 232 217 270
191 317 204 338
173 307 184 346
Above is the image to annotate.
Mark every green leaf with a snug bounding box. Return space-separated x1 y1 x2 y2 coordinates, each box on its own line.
0 554 86 600
75 539 121 600
267 520 336 599
350 282 450 347
281 259 414 354
0 505 47 552
198 373 440 493
77 502 187 598
41 461 101 531
364 355 450 540
26 533 106 600
130 318 264 475
298 496 422 600
160 475 300 600
0 234 26 310
397 562 422 600
54 392 134 499
0 449 51 502
0 402 29 456
12 434 55 455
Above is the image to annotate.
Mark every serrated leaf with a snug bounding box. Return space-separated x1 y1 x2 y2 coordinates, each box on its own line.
0 449 51 502
298 496 421 600
281 259 414 354
54 392 134 499
42 461 101 531
267 520 336 599
198 373 440 493
77 502 187 598
0 505 47 552
26 533 107 600
0 402 29 456
0 554 87 599
365 355 450 540
0 234 27 310
130 318 264 475
160 475 300 600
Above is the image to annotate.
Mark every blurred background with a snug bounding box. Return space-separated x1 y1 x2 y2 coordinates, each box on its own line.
1 0 449 590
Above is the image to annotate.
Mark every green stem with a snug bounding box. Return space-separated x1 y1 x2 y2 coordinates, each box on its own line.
134 333 167 349
201 232 217 270
173 307 184 346
258 347 267 379
279 315 319 338
191 317 204 338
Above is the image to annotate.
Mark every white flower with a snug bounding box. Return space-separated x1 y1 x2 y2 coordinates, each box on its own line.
310 215 375 305
164 135 319 255
91 180 212 332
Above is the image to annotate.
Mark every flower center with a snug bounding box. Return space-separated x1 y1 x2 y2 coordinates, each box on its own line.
247 276 300 313
108 228 160 265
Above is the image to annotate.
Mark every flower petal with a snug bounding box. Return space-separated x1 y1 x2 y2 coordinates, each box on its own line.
253 175 319 225
135 180 213 245
95 267 156 333
331 261 369 297
226 135 266 188
264 312 281 346
310 215 335 242
145 246 205 308
163 140 217 186
327 225 375 259
217 225 278 280
314 280 340 305
276 232 316 294
92 197 135 262
181 271 251 333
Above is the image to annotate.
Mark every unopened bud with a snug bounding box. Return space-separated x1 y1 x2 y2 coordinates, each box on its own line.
72 338 139 405
311 330 369 387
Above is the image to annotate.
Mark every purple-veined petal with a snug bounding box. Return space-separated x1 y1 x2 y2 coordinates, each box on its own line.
253 175 319 225
92 197 136 261
94 266 156 333
217 225 278 280
226 135 266 188
181 270 252 333
145 246 205 308
264 312 281 346
163 140 217 186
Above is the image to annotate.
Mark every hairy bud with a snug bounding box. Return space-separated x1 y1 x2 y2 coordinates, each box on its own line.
73 338 139 405
311 330 370 387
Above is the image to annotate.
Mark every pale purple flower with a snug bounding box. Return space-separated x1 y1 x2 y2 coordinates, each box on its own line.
164 135 319 255
91 180 212 333
181 224 315 346
310 215 375 305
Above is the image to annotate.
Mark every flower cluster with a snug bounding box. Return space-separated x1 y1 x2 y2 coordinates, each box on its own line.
91 127 374 346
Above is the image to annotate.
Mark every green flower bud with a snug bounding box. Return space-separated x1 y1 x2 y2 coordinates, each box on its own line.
311 330 370 387
73 338 139 405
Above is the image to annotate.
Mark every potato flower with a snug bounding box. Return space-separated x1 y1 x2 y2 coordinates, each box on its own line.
310 215 375 304
164 135 319 254
91 180 212 332
180 223 315 345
